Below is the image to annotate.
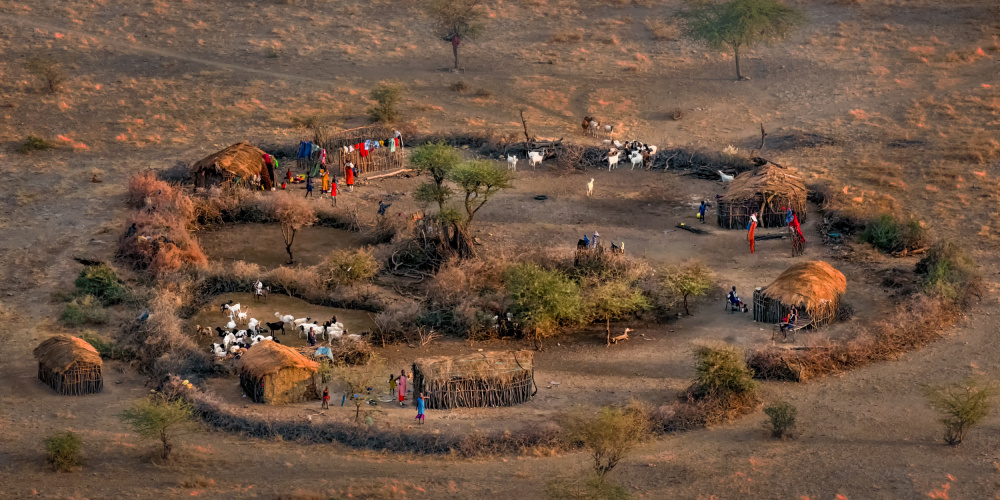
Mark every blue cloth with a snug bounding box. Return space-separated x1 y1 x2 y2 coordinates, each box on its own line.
416 397 425 414
582 235 590 245
699 204 707 217
298 141 312 159
785 208 794 225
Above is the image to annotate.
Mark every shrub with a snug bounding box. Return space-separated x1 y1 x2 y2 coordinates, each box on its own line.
115 290 209 380
916 242 981 307
366 83 404 123
669 108 684 121
763 401 797 439
18 135 54 154
560 405 649 479
259 194 317 263
25 54 65 93
331 356 386 422
79 331 134 361
60 295 109 326
119 394 196 459
504 263 585 348
370 301 424 346
450 80 469 91
659 260 714 315
549 30 583 43
44 431 83 472
318 248 381 287
474 88 492 98
922 378 995 445
75 264 129 305
693 345 757 398
859 214 926 253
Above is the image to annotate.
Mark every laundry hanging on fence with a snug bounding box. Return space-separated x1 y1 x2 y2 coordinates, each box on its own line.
297 141 312 159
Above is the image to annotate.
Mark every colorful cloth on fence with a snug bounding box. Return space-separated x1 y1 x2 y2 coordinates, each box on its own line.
318 149 327 165
297 141 312 159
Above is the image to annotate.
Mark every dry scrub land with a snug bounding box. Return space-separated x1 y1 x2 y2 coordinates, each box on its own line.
1 0 999 498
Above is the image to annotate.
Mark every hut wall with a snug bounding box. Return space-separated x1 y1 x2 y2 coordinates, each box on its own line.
37 362 103 396
717 197 807 230
412 365 534 410
752 287 839 326
241 368 316 405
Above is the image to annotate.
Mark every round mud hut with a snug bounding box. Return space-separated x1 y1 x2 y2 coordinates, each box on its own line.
33 335 103 396
192 142 273 190
753 260 847 327
412 350 536 410
238 340 318 405
717 164 807 229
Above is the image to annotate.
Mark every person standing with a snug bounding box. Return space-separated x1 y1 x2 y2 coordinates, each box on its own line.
397 369 408 407
748 212 758 254
307 327 316 347
322 169 330 193
330 177 338 206
698 200 707 224
305 175 313 198
388 374 396 395
415 393 426 425
345 162 355 192
321 386 330 409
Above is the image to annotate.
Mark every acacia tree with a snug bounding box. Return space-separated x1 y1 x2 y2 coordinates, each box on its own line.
412 142 462 244
660 260 715 315
119 395 196 460
332 357 387 422
447 159 513 256
426 0 486 70
676 0 807 80
585 278 651 346
269 195 317 264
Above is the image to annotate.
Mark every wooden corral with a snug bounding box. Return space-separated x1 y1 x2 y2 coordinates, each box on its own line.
33 335 103 396
717 164 807 229
412 350 535 410
753 261 847 326
316 125 406 176
192 142 273 190
238 340 318 405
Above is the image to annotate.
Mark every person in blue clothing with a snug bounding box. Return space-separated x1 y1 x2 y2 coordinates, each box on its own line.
415 393 426 424
698 200 707 224
305 175 313 198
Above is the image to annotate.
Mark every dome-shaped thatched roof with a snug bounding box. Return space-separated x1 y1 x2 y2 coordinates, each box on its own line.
34 335 102 373
761 261 846 316
191 142 271 189
238 340 317 378
722 164 807 209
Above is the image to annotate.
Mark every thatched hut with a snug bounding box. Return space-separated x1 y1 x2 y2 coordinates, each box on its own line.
412 350 535 410
238 340 318 404
33 335 103 396
717 164 807 229
192 142 273 190
753 261 847 326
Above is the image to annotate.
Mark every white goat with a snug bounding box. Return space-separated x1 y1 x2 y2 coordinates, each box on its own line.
275 312 295 324
226 319 237 330
236 308 249 325
527 151 543 169
604 124 614 136
298 323 321 338
506 155 518 171
629 152 644 170
210 343 226 357
718 170 734 183
647 145 657 155
222 302 241 317
586 178 594 197
607 153 620 171
247 318 258 333
293 317 309 326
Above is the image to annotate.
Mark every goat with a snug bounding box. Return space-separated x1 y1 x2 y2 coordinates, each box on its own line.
603 124 614 137
265 321 286 335
629 152 643 170
647 145 657 155
275 312 295 324
298 323 321 338
195 324 212 336
293 317 310 326
215 326 227 337
221 301 242 317
527 151 543 170
226 319 237 330
506 155 518 171
222 333 237 349
247 318 258 333
582 116 595 133
611 241 625 255
718 170 734 183
211 343 226 357
607 153 620 171
586 178 594 197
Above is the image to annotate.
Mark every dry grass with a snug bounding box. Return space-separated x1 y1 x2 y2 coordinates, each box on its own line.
645 19 681 41
549 30 583 43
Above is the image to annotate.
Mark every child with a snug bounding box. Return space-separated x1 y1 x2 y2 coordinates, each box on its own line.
321 386 330 409
388 374 396 395
698 200 707 224
397 369 408 406
415 393 426 424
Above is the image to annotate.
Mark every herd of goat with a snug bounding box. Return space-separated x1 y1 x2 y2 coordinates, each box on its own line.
199 300 356 357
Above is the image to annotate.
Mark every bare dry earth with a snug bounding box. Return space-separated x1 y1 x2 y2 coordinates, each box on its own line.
1 0 1000 498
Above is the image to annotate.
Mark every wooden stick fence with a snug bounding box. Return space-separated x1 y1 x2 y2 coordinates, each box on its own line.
412 369 535 410
38 364 103 396
314 125 406 176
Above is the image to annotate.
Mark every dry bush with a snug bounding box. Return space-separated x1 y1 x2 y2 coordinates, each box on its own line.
25 54 65 93
473 88 492 98
923 378 995 446
317 248 381 288
425 256 508 307
117 212 208 275
916 242 982 307
370 301 424 346
450 80 469 92
951 133 1000 165
368 212 412 244
646 19 681 41
265 266 323 300
326 339 374 365
549 30 583 43
126 171 195 221
44 431 83 472
669 108 684 121
116 290 210 380
193 189 271 225
553 144 586 172
572 250 652 283
560 404 650 478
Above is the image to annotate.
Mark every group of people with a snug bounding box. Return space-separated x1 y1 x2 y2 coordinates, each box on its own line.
291 162 358 204
320 369 426 424
576 231 601 250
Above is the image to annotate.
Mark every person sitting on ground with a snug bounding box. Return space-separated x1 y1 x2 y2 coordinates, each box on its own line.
727 286 747 312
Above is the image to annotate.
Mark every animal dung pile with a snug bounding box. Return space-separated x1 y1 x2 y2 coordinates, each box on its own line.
33 335 103 396
717 164 808 229
752 260 847 326
412 350 535 410
238 340 318 405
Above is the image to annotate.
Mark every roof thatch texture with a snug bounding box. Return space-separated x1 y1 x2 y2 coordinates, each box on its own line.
413 350 533 383
761 261 846 313
722 164 807 209
33 335 102 373
191 142 267 181
238 340 318 378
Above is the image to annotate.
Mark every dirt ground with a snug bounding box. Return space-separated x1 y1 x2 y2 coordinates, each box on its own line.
2 0 1000 498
